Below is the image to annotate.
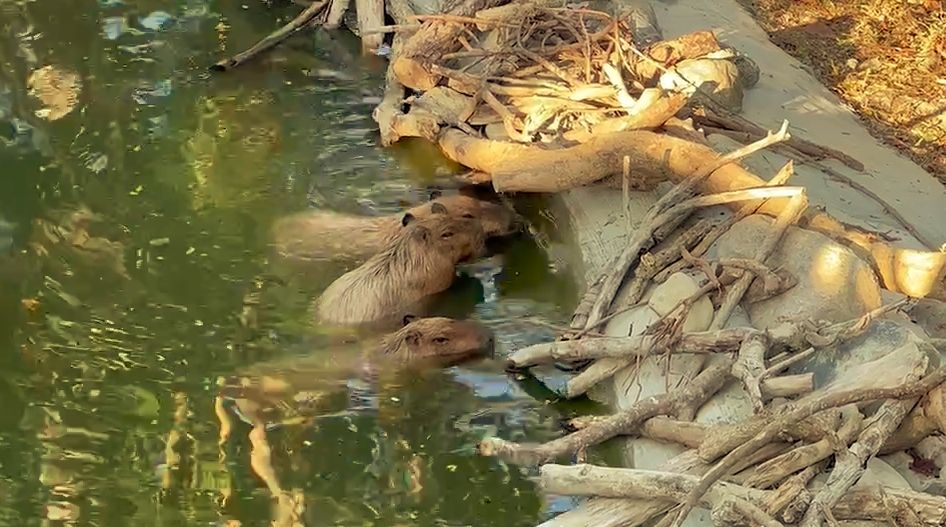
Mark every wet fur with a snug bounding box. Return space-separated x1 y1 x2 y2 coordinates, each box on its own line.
314 215 485 326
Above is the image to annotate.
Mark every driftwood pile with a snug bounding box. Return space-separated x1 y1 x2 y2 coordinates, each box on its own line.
213 1 946 526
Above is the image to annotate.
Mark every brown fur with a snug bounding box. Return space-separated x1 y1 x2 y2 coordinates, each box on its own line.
271 194 516 262
314 214 486 327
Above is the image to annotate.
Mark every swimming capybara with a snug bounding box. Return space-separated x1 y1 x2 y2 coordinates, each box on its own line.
212 316 494 509
271 193 517 262
313 212 486 327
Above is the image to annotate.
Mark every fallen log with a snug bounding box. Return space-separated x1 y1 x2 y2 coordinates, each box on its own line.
438 127 946 298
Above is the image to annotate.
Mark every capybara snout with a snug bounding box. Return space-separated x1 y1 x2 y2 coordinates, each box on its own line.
383 315 495 367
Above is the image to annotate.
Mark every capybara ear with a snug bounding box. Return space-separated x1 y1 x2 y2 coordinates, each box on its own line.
430 202 448 215
402 314 417 326
401 212 416 226
428 189 443 200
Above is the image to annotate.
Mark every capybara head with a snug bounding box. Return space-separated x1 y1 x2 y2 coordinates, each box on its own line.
400 210 486 263
378 315 495 368
405 193 519 238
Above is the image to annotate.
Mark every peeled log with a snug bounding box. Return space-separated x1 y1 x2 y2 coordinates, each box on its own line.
355 0 385 52
437 128 946 298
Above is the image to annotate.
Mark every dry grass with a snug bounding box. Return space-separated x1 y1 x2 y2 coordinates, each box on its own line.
737 0 946 183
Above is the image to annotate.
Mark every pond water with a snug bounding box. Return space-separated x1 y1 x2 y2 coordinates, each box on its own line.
0 1 601 525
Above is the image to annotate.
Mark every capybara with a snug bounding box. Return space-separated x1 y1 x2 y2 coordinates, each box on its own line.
271 193 517 262
313 212 486 327
212 316 494 511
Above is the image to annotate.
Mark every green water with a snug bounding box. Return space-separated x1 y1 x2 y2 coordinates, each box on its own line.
0 1 597 525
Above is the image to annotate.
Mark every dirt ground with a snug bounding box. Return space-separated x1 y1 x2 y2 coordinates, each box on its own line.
736 0 946 183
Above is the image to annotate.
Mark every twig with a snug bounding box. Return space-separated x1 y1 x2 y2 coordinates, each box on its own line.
210 0 330 71
622 220 717 309
671 366 946 527
583 121 792 332
763 346 816 378
481 86 531 142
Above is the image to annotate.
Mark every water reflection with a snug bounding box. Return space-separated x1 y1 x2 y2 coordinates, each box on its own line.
0 0 580 526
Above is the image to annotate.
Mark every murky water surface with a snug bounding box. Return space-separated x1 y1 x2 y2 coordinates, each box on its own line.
0 1 594 525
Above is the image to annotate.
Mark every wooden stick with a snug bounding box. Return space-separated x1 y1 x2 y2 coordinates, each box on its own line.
540 464 946 525
710 190 808 330
671 366 946 527
745 406 863 490
478 359 732 466
323 0 351 29
732 332 768 412
210 0 330 71
761 373 815 400
568 415 708 448
621 220 716 309
696 104 865 172
355 0 385 52
507 328 749 368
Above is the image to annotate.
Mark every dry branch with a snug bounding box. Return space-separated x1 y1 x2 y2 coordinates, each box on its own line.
745 406 863 490
580 122 791 332
211 0 329 71
696 106 865 172
672 366 946 527
479 359 732 465
507 328 749 368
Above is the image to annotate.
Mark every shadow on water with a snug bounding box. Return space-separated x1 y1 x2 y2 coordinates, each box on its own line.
0 0 601 525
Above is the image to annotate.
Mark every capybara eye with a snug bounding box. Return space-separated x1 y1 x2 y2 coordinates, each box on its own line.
433 337 449 344
462 213 475 219
441 231 454 239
